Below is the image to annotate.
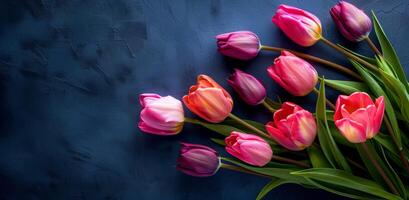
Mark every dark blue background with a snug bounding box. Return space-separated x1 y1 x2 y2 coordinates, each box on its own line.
1 0 408 199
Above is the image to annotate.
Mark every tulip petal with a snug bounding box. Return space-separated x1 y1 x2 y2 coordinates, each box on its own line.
335 118 366 143
290 110 317 148
373 96 385 136
139 93 161 107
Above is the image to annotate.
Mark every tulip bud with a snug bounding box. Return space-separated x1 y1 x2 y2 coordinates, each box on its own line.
225 131 273 166
266 102 317 151
183 75 233 123
330 1 372 42
216 31 261 60
228 69 266 105
334 92 385 143
267 51 318 96
272 4 322 47
138 93 184 135
177 143 220 177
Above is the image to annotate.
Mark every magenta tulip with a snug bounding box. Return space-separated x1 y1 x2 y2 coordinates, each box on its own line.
272 4 322 46
216 31 260 60
138 93 184 135
228 69 266 105
266 102 317 151
267 51 318 96
177 143 220 177
225 131 273 166
330 1 372 42
334 92 385 143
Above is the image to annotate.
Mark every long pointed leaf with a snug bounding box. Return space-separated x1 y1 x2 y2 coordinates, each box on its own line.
256 179 289 200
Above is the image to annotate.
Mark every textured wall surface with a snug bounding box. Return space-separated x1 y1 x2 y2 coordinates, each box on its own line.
1 0 408 199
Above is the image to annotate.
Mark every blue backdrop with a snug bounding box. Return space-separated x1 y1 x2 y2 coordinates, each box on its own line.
1 0 408 199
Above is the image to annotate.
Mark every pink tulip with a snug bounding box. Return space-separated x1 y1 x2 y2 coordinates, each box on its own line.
177 143 220 177
334 92 385 143
267 51 318 96
228 69 266 105
138 93 184 135
216 31 260 60
266 102 317 151
330 1 372 42
272 4 322 46
225 131 272 166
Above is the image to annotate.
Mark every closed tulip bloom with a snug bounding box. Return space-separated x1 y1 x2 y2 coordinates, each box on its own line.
228 69 266 105
267 51 318 96
225 131 273 166
138 93 184 135
266 102 317 151
177 143 220 177
334 92 385 143
183 75 233 123
330 1 372 42
216 31 260 60
272 4 322 46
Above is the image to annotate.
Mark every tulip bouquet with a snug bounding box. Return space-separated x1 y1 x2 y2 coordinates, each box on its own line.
139 2 409 200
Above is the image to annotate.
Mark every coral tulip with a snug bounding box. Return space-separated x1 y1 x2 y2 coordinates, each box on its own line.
228 69 266 105
177 143 220 177
216 31 260 60
138 93 184 135
334 92 385 143
272 4 322 46
266 102 317 151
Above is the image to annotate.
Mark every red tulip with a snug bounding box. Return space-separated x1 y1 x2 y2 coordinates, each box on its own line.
183 75 233 123
267 51 318 96
216 31 260 60
177 143 220 177
334 92 385 143
272 4 322 46
228 69 266 105
266 102 317 151
225 131 273 166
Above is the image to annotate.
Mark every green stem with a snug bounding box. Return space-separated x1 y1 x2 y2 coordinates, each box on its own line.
384 118 409 175
312 88 336 110
359 142 399 195
220 163 271 178
261 99 277 113
184 117 201 124
364 37 382 56
320 37 379 72
228 113 270 138
272 155 310 168
260 45 362 80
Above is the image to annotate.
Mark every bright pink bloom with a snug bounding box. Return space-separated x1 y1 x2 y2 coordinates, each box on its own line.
228 69 266 105
330 1 372 42
183 75 233 123
216 31 260 60
138 93 184 135
272 4 322 46
177 143 220 177
225 131 272 166
266 102 316 151
334 92 385 143
267 51 318 96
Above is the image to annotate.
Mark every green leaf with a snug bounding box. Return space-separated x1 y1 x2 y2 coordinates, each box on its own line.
264 97 281 110
372 11 409 89
316 78 351 172
291 168 403 200
323 78 369 94
379 145 407 199
256 179 289 200
307 146 331 168
210 138 225 146
351 60 402 150
338 44 377 64
374 133 398 156
187 118 243 137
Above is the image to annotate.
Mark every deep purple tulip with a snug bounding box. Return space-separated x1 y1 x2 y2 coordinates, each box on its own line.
228 69 266 105
216 31 260 60
176 143 220 177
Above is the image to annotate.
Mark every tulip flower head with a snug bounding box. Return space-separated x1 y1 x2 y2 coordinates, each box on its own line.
272 4 322 46
267 51 318 96
177 143 220 177
183 75 233 123
334 92 385 143
216 31 261 60
330 1 372 42
228 69 266 105
225 131 273 166
266 102 317 151
138 93 184 135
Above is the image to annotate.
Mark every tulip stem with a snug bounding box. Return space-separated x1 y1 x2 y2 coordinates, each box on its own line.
364 37 382 56
220 163 271 178
384 118 409 175
272 155 310 168
312 88 336 110
261 100 277 113
359 142 399 195
260 45 362 80
184 117 202 124
320 37 379 72
228 113 270 139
